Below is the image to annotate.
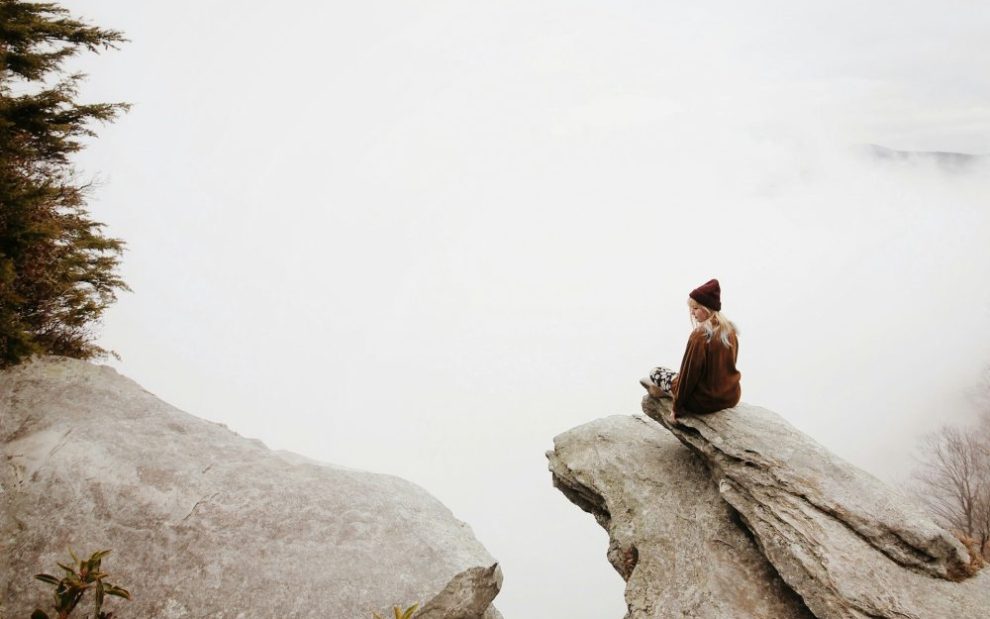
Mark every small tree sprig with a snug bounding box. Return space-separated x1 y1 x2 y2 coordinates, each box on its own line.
32 548 131 619
372 602 418 619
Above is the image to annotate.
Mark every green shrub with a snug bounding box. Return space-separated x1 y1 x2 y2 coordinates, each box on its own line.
32 549 130 619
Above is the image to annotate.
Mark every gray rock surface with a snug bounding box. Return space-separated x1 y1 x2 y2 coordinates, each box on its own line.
644 396 990 619
1 357 502 619
547 415 813 619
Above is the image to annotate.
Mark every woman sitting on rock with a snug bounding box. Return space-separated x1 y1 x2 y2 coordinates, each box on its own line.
640 278 741 422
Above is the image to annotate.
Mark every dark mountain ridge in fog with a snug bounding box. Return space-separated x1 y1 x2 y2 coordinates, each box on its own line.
864 144 988 168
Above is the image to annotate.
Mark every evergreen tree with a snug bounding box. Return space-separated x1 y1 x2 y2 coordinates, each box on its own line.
0 1 129 367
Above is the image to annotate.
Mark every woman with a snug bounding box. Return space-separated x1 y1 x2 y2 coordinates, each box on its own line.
641 278 741 422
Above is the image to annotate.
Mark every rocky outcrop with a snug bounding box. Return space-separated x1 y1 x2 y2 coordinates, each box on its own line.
548 395 990 619
1 357 502 619
547 415 813 619
642 397 989 619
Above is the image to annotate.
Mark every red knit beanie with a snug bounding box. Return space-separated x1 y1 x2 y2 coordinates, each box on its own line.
689 278 721 311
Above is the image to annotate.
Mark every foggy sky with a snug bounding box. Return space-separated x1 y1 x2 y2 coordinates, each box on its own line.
58 2 990 617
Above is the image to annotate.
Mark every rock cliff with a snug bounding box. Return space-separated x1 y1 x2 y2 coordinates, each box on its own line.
1 357 502 619
548 395 990 619
548 415 813 619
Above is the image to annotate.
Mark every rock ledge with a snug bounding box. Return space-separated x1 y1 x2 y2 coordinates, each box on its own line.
642 396 989 619
546 393 990 619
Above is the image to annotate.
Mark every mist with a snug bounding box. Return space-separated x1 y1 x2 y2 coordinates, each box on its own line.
59 1 990 617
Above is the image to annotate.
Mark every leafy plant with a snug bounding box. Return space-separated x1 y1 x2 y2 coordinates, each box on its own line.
372 602 418 619
32 549 131 619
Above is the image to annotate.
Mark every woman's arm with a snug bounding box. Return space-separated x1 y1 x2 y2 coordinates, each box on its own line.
672 330 707 417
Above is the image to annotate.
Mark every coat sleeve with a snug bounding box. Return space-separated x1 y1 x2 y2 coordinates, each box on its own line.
672 330 707 414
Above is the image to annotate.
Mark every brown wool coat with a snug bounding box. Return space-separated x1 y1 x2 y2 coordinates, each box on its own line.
671 327 741 415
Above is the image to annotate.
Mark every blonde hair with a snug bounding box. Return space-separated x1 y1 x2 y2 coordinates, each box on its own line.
688 297 738 348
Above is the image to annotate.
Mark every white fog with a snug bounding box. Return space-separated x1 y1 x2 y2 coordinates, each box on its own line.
58 2 990 616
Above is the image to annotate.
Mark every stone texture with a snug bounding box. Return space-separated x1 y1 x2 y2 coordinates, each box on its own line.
644 396 990 619
547 415 813 619
1 357 502 619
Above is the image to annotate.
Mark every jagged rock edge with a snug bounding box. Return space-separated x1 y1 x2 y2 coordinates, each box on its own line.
686 416 941 577
651 407 912 617
548 455 611 526
546 450 641 583
416 563 504 619
718 477 882 619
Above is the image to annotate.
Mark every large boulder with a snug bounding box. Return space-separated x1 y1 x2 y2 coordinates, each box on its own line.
1 357 502 619
643 396 990 619
547 415 813 619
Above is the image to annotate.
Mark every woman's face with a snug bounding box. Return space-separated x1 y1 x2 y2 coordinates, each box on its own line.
690 303 710 323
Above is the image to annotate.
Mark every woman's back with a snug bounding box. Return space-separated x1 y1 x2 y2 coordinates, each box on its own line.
671 327 741 415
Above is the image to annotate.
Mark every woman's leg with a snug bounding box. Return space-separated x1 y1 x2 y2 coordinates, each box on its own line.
650 366 677 394
641 366 677 397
